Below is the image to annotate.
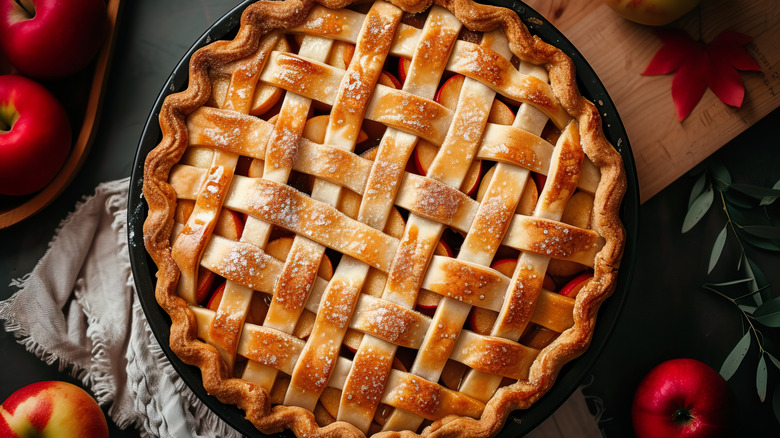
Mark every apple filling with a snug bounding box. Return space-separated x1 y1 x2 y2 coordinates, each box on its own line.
169 8 600 421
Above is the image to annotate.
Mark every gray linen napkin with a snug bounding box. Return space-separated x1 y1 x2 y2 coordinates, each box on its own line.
0 178 602 438
0 178 240 438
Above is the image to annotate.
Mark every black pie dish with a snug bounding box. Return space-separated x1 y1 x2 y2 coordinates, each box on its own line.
127 1 639 436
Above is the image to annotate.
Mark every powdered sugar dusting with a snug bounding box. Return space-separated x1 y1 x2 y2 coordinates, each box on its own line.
217 242 270 290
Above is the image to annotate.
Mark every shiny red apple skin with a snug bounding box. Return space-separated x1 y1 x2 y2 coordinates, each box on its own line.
0 75 71 196
632 358 732 438
559 273 592 298
0 381 109 438
0 0 108 78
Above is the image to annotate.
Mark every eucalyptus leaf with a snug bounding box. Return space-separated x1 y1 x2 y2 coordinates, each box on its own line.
728 183 780 200
689 173 708 208
682 187 714 233
709 225 728 274
748 258 768 287
724 190 755 209
753 292 779 309
739 304 757 314
743 258 764 305
740 233 780 252
733 285 771 302
708 278 754 287
710 159 732 188
720 331 751 380
774 382 780 425
759 177 780 206
753 298 780 328
744 256 758 293
757 355 768 402
768 353 780 371
725 202 746 224
741 225 780 240
754 313 780 328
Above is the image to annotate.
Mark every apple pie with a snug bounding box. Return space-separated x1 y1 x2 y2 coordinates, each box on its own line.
142 0 627 436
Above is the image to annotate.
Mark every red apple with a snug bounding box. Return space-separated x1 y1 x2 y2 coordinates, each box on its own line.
632 358 733 438
415 289 441 316
343 329 362 353
397 57 411 84
0 0 108 78
491 258 517 277
434 74 464 108
0 75 71 196
215 209 245 240
206 281 226 312
0 381 108 438
604 0 702 26
519 324 558 350
378 70 402 89
246 291 271 325
467 307 498 335
293 310 315 339
412 139 481 195
326 40 355 70
195 268 217 304
440 360 467 390
532 172 547 194
559 273 592 298
435 240 453 257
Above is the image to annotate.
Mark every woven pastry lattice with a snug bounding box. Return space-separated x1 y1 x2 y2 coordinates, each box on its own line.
142 0 626 436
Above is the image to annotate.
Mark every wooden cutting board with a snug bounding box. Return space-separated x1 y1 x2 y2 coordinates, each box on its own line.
525 0 780 203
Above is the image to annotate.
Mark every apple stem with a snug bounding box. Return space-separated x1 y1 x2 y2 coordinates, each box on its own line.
13 0 34 18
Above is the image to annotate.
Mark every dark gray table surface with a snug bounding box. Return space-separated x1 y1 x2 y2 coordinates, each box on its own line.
2 1 779 436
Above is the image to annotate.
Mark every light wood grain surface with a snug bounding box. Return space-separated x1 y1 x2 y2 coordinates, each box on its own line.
525 0 780 202
527 387 603 437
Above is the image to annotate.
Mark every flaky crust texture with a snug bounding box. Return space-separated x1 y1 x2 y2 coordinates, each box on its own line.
142 0 627 436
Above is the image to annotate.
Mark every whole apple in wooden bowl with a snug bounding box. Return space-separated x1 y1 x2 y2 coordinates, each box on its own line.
0 0 108 78
0 381 108 437
0 74 71 196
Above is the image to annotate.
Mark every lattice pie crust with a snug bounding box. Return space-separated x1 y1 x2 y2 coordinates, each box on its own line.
142 0 626 436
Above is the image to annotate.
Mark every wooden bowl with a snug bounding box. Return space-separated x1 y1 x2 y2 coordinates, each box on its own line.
0 0 122 229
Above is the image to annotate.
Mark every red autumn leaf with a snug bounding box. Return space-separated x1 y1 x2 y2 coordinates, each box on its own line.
643 29 762 121
708 56 745 108
708 31 761 71
643 29 701 76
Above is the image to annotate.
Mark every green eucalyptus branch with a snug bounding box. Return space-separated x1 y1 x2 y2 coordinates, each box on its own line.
682 158 780 420
704 285 764 351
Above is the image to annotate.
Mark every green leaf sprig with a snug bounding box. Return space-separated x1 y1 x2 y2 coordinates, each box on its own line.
683 158 780 422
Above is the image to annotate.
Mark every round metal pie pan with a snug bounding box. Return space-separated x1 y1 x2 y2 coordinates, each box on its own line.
127 1 639 436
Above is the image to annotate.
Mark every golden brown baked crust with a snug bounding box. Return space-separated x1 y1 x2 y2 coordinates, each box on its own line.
142 0 627 436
